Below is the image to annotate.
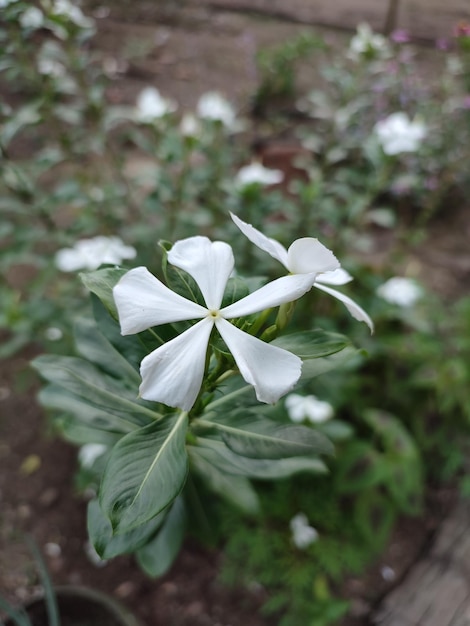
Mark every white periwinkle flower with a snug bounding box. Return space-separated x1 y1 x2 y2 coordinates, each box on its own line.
136 87 177 122
113 237 317 411
78 443 108 468
290 513 318 549
285 393 334 424
374 112 427 155
230 213 373 332
348 23 391 60
197 91 238 129
235 162 284 188
45 327 63 341
55 236 137 272
20 6 44 29
376 276 423 307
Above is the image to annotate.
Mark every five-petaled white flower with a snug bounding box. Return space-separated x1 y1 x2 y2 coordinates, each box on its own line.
285 393 334 424
376 276 423 307
235 162 284 188
230 213 373 332
136 87 177 122
55 236 137 272
374 112 427 156
290 512 318 549
113 237 318 411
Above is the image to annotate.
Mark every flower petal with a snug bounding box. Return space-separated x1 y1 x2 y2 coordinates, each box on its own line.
215 318 302 404
168 236 234 310
139 318 214 411
114 267 206 335
287 238 340 275
317 268 353 286
314 283 374 333
230 212 289 268
221 274 314 318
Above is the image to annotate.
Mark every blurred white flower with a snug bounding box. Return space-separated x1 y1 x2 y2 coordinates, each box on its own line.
20 6 44 29
55 236 137 272
197 91 238 129
50 0 94 28
374 112 427 155
45 327 63 341
285 393 334 424
235 162 284 188
135 87 177 122
78 443 108 468
349 23 391 60
180 112 200 137
38 56 66 77
376 276 423 307
290 513 318 549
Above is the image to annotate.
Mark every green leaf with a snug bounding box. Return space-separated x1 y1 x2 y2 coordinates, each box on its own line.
136 496 186 578
32 355 158 427
100 413 189 533
220 276 250 308
193 414 333 459
87 499 166 559
74 317 140 383
272 330 358 380
39 385 132 443
333 441 387 494
189 448 260 514
193 438 327 479
80 267 128 317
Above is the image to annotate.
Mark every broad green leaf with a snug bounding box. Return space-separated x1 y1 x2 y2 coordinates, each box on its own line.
39 385 130 446
136 496 186 578
193 414 333 460
80 267 128 317
74 317 140 383
87 498 166 559
220 276 250 308
32 355 158 426
193 437 327 479
100 413 189 533
189 448 260 514
272 330 358 380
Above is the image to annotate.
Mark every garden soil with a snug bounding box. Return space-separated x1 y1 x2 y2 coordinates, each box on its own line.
2 3 470 626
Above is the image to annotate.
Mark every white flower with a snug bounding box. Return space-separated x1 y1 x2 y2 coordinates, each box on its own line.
135 87 177 122
180 113 200 137
197 91 238 129
285 393 334 424
55 236 137 272
376 276 423 307
50 0 94 28
45 327 63 341
20 6 44 29
348 23 391 60
113 237 316 411
78 443 108 468
230 213 374 332
374 112 427 155
290 513 318 549
235 162 284 188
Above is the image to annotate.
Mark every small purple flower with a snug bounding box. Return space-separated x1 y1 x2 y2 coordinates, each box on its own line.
391 29 410 44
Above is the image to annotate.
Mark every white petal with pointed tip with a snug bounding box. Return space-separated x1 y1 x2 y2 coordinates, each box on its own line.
139 318 214 411
168 237 234 310
287 238 340 275
314 283 374 332
317 268 353 286
221 274 314 318
230 212 289 268
215 318 302 404
114 267 206 335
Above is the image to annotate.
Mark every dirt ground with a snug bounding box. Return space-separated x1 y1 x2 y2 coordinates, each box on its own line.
2 3 470 626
